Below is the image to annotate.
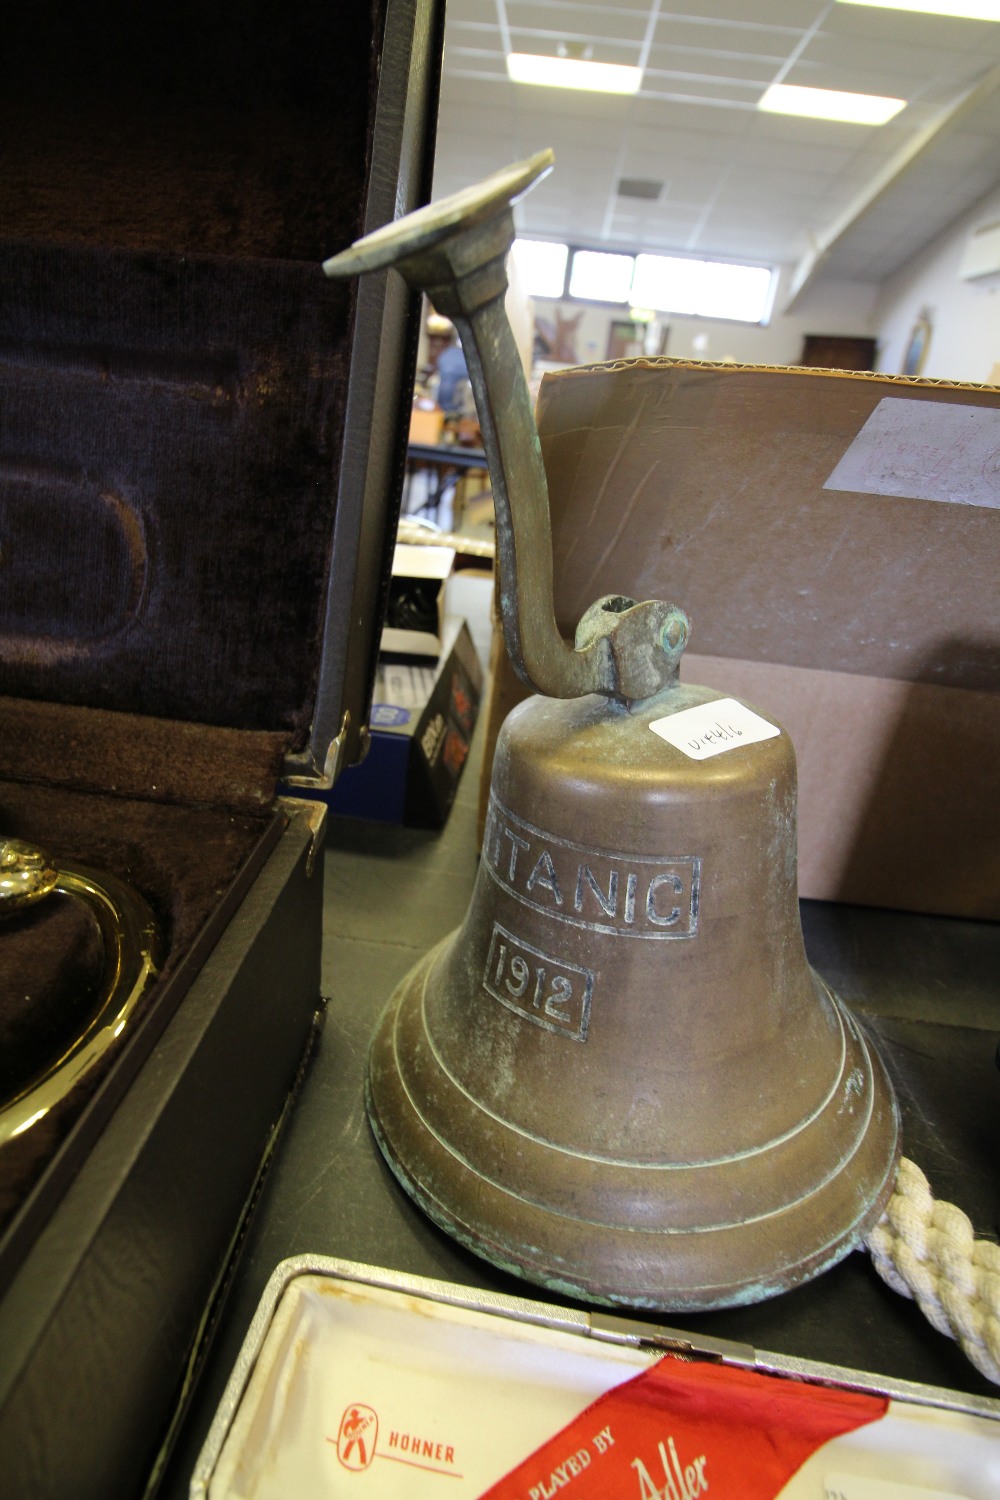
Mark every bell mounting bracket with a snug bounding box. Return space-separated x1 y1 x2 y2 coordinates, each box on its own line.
323 150 688 705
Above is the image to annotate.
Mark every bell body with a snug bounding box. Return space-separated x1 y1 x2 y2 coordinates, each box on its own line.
367 680 899 1311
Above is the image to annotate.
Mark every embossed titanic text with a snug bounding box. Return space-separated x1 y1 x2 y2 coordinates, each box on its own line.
483 796 700 939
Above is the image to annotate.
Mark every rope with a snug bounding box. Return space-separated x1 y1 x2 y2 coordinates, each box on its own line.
864 1156 1000 1385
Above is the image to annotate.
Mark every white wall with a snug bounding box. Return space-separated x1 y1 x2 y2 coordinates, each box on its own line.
529 267 878 371
872 183 1000 384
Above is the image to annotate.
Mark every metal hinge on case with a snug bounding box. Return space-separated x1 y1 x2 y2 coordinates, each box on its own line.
284 710 371 792
275 797 328 878
283 711 350 790
588 1312 756 1369
320 709 356 786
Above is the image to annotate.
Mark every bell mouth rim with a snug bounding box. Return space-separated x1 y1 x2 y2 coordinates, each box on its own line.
364 944 901 1315
366 1068 900 1315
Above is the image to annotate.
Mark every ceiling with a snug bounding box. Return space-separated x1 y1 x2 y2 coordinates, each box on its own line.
431 0 1000 307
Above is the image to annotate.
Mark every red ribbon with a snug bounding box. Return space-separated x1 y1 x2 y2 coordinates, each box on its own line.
479 1352 887 1500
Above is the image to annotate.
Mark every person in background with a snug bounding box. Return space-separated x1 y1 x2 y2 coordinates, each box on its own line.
435 328 469 414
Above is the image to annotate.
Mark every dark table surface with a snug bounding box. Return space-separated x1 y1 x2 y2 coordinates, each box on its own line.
160 711 1000 1496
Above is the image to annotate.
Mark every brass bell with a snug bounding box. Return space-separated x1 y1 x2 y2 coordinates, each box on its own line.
324 152 899 1311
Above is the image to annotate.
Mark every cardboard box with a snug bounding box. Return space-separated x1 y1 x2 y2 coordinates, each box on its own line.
381 542 456 657
309 618 482 828
481 360 1000 920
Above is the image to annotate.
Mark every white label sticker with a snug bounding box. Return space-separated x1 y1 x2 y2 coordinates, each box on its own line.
649 697 780 760
824 1473 969 1500
824 396 1000 509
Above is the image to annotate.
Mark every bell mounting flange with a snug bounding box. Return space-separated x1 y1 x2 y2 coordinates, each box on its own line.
324 150 688 707
327 155 900 1312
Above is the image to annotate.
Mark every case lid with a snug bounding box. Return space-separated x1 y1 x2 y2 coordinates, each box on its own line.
0 0 443 785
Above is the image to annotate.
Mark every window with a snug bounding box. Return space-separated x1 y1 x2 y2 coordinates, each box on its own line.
511 238 569 299
568 249 635 303
511 239 773 325
631 254 773 324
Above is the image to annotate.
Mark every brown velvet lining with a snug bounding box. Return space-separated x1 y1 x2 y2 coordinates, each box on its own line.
0 0 387 741
1 786 274 957
0 697 293 813
1 3 381 262
0 244 356 738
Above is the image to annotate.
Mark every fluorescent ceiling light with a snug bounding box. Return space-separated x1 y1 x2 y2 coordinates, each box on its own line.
837 0 1000 18
507 53 642 95
759 83 906 124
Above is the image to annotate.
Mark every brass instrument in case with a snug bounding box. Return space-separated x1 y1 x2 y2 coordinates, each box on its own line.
0 836 161 1144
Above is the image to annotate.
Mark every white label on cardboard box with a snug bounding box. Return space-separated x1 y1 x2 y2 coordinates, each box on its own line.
824 397 1000 510
649 697 780 759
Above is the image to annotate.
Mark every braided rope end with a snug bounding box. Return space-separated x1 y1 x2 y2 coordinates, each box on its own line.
864 1156 1000 1386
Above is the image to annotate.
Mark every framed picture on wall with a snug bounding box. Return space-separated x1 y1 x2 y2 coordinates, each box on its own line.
901 311 932 378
